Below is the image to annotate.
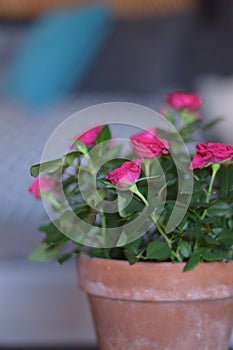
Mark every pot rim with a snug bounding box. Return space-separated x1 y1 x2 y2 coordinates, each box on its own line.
78 254 233 268
77 255 233 302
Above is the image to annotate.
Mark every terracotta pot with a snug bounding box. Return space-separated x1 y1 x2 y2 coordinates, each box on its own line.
78 255 233 350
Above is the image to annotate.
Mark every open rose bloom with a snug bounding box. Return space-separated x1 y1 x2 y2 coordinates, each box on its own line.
190 142 233 170
130 128 169 158
29 92 233 273
166 92 202 111
71 125 104 148
106 160 142 189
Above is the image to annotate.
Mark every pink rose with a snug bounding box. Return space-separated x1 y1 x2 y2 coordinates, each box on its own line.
166 92 202 111
74 125 104 148
190 142 233 170
130 128 169 159
106 160 142 189
29 176 55 199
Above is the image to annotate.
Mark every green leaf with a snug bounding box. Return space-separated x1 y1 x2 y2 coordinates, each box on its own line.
178 241 191 258
183 253 200 272
116 231 128 246
180 109 197 124
88 247 110 259
125 197 144 214
105 212 121 228
201 247 230 261
39 223 68 244
95 125 111 145
64 151 81 165
217 230 233 247
28 243 63 262
146 240 171 261
191 178 207 203
30 164 41 177
39 222 57 234
228 218 233 230
123 239 142 265
207 202 232 217
117 191 133 217
219 165 233 196
38 158 63 174
201 249 221 262
58 252 76 264
163 110 175 125
201 117 223 131
203 235 220 246
73 140 88 154
73 205 90 220
30 158 63 177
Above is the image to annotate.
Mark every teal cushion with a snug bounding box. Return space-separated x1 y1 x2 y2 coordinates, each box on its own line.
7 6 113 108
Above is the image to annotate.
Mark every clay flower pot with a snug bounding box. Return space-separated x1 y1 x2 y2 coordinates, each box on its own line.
78 255 233 350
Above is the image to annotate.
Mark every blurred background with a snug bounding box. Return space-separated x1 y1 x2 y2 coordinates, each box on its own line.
0 0 233 349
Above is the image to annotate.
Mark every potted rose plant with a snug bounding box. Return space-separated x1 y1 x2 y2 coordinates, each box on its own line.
29 93 233 350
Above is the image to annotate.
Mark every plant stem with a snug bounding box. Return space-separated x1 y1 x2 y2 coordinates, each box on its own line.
45 193 61 210
201 163 221 220
144 159 151 176
100 211 106 245
129 183 149 206
206 163 220 203
134 188 149 207
150 214 172 248
87 206 95 225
